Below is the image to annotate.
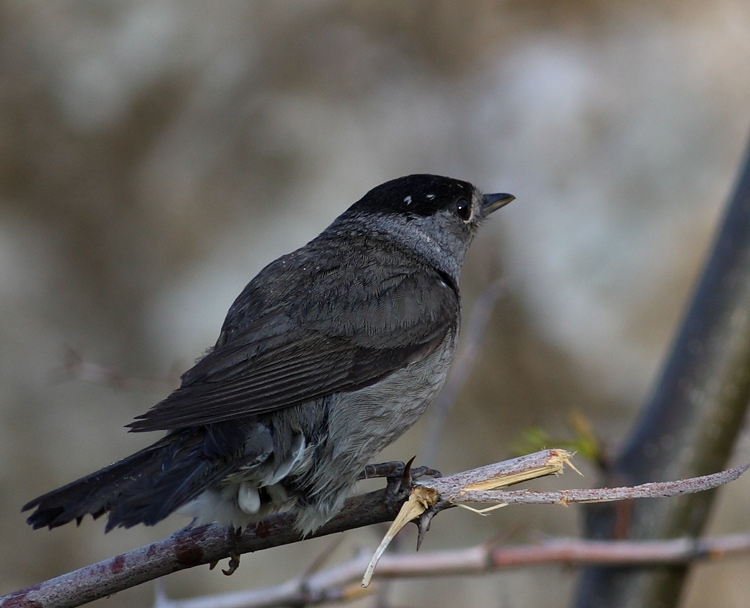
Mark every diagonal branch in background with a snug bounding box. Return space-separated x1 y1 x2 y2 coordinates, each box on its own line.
420 278 508 466
576 132 750 608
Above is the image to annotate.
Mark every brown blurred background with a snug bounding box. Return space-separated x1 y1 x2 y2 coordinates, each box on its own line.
1 1 750 606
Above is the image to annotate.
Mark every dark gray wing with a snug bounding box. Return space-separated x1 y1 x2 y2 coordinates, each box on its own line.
129 243 458 432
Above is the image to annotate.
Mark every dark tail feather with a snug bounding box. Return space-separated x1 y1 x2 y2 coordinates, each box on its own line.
104 454 219 531
22 431 235 531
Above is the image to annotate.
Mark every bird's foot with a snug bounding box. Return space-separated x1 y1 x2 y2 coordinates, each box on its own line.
360 459 441 482
208 525 243 575
360 458 441 504
222 552 241 576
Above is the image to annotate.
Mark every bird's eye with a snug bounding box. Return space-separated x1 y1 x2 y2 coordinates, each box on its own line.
455 197 472 222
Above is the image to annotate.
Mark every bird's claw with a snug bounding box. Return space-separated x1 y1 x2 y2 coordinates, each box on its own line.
222 552 241 576
409 465 442 480
218 525 243 575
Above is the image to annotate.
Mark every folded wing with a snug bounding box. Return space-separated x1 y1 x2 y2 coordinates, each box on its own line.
129 246 457 432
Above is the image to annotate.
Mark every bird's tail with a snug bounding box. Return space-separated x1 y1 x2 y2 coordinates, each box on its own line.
23 427 243 532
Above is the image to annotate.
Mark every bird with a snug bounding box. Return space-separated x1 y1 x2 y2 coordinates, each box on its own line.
23 174 514 539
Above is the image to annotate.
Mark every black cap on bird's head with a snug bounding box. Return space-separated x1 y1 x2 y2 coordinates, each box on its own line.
331 174 515 285
349 174 514 224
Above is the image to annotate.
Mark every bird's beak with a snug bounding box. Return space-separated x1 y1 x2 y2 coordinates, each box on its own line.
482 192 515 216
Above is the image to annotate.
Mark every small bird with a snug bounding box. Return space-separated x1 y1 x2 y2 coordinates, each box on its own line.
24 174 514 537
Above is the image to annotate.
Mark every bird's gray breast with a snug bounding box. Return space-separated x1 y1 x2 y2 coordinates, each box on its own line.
325 327 457 465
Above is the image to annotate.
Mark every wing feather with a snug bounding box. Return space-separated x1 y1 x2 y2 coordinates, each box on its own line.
129 242 457 432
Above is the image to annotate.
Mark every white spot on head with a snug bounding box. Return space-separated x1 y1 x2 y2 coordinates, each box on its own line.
426 194 435 200
404 195 412 205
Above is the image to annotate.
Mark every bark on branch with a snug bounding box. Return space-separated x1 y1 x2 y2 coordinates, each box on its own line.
153 532 750 608
1 450 745 608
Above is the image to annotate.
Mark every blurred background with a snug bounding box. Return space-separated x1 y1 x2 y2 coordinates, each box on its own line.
1 1 750 606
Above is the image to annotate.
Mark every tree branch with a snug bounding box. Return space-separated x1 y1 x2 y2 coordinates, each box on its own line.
154 533 750 608
0 491 400 608
2 451 745 608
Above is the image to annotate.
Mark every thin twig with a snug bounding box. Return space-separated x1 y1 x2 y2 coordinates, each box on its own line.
153 533 750 608
360 454 748 585
452 466 748 505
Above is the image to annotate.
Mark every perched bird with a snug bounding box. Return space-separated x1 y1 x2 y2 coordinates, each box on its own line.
24 174 514 537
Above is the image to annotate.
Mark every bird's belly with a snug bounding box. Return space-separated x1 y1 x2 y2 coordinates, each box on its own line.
326 334 456 466
183 334 456 534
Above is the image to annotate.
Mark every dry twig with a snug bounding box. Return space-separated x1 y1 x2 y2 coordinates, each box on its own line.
153 533 750 608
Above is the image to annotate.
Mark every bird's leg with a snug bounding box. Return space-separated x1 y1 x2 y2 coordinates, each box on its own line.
359 460 406 480
360 460 442 481
221 524 244 576
360 458 441 503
